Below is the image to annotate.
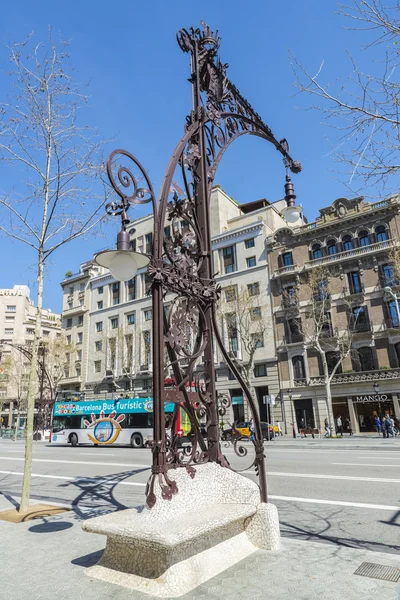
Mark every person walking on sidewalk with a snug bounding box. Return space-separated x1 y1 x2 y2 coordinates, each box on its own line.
336 415 343 437
384 414 394 438
374 415 382 436
345 417 353 436
324 418 330 437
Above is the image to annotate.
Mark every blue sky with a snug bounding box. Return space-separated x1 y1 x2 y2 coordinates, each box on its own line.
0 0 381 311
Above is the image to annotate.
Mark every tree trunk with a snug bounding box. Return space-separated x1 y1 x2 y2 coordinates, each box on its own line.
321 354 335 437
19 251 44 513
13 402 20 442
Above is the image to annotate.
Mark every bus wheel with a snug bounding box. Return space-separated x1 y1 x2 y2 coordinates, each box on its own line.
70 433 78 447
131 433 143 448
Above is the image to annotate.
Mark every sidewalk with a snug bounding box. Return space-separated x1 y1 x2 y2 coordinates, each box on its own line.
1 497 399 600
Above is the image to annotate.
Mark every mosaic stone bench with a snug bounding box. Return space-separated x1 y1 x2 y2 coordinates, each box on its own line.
82 462 280 598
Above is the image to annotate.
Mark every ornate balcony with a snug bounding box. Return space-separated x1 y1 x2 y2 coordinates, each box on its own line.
282 294 299 311
272 264 300 279
304 239 395 270
309 367 400 386
293 378 307 387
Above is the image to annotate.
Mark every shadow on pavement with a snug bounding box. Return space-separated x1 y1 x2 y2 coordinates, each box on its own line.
72 549 104 567
59 468 149 520
28 520 74 533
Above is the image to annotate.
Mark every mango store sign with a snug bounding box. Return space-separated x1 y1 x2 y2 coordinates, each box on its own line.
353 394 390 403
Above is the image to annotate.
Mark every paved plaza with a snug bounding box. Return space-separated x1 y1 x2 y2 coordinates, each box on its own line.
1 437 400 599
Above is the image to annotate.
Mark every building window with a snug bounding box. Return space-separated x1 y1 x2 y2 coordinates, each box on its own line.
248 282 260 297
327 240 337 255
287 318 302 342
312 244 323 260
254 364 267 377
376 225 388 242
6 305 16 312
388 301 400 327
77 350 82 361
94 360 102 373
245 238 255 249
350 306 369 332
144 310 152 321
143 331 151 367
357 346 375 372
342 235 353 251
77 332 83 344
130 238 137 251
69 287 74 294
127 277 136 301
348 271 362 294
127 313 135 325
246 256 256 268
26 328 34 335
78 315 83 326
66 335 71 344
4 328 13 335
358 230 369 247
98 287 103 294
282 252 293 266
96 321 103 333
226 313 238 355
164 226 171 238
66 318 72 329
222 245 236 274
112 282 120 305
382 264 395 286
250 307 262 321
225 287 236 302
43 330 50 337
145 233 153 254
97 301 103 310
95 340 102 352
317 280 329 301
251 333 264 348
326 351 342 375
68 302 73 310
64 365 70 378
111 317 119 329
292 355 305 379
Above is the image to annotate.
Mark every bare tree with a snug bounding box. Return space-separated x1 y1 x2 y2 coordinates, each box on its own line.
218 284 271 420
294 267 357 436
290 1 400 193
0 32 109 512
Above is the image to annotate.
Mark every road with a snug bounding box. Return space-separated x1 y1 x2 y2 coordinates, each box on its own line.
1 436 399 555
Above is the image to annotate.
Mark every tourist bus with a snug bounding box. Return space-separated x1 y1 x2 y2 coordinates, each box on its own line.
51 397 175 448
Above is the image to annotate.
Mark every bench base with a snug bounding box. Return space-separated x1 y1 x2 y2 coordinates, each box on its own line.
86 530 257 598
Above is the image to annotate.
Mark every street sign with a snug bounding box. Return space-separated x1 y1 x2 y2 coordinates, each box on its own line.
263 395 276 406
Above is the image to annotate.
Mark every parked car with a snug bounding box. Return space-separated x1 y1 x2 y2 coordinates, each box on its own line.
222 421 274 441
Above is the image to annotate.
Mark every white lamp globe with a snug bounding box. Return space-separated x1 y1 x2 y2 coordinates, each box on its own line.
282 205 302 224
94 250 150 282
109 252 138 281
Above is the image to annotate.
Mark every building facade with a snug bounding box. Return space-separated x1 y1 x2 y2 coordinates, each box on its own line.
267 195 400 433
59 187 302 424
0 285 61 427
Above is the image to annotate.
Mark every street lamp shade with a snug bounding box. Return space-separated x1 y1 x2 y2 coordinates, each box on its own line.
384 286 392 294
281 204 302 224
94 250 150 282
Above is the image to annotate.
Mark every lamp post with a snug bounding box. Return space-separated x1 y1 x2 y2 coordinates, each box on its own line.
287 389 297 438
384 286 400 326
95 23 301 507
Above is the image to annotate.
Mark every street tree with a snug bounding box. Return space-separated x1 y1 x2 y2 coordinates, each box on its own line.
218 284 270 421
0 32 108 512
293 267 357 436
291 0 400 193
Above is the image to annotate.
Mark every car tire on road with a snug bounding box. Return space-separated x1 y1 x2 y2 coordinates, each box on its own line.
130 433 143 448
70 433 78 447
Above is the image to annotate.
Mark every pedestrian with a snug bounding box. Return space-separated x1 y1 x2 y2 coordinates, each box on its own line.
374 415 381 436
336 415 343 437
290 421 296 438
384 414 394 438
277 421 283 436
393 417 399 436
345 417 353 436
324 417 330 437
249 418 255 442
382 416 387 438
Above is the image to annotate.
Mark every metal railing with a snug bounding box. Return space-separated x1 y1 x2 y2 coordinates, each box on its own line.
305 239 394 269
309 366 400 386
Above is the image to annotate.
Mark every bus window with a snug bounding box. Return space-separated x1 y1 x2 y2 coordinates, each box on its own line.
52 415 83 432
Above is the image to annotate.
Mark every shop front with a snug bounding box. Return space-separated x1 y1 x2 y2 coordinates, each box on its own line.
352 393 394 432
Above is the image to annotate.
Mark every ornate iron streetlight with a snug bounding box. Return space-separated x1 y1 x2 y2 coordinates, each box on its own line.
96 22 301 506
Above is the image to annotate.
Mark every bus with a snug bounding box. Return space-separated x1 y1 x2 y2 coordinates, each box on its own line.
51 397 175 448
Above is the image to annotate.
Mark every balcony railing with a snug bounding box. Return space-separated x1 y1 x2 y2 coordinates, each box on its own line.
282 295 299 309
304 239 394 269
384 318 400 330
282 333 304 345
272 264 300 278
63 305 87 316
309 366 400 386
349 320 372 333
320 326 338 339
293 378 307 387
